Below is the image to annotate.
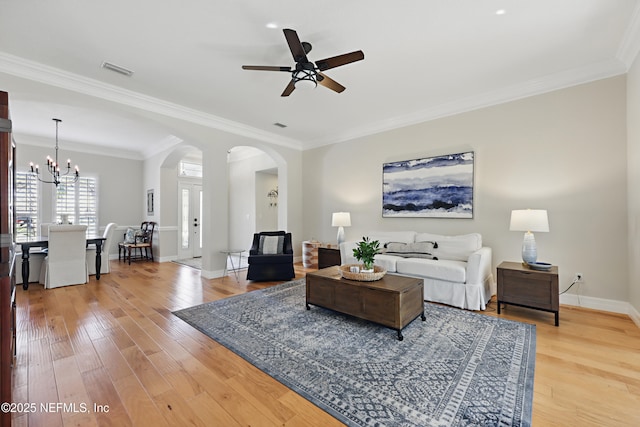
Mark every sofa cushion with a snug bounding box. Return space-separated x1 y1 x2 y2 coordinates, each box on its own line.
396 258 467 283
415 233 482 262
383 241 437 259
367 231 416 245
372 254 400 272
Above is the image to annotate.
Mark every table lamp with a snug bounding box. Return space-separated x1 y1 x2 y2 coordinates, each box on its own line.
332 212 351 245
509 209 549 264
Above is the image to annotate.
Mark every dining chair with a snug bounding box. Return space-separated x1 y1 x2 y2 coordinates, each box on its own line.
14 221 50 285
87 222 118 275
40 223 54 237
39 225 89 289
14 254 44 285
15 222 53 284
118 221 156 265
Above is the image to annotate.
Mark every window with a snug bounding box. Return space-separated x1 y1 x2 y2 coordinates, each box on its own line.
14 171 39 241
179 161 202 178
56 176 98 235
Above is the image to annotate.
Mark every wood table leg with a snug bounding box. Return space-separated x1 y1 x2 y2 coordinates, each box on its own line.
21 251 29 290
95 241 102 280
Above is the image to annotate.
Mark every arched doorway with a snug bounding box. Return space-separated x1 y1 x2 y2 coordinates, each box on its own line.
227 146 279 251
154 138 293 279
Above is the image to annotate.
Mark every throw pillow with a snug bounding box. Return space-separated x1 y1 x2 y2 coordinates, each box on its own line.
415 233 481 261
259 235 284 254
384 241 438 260
124 228 137 244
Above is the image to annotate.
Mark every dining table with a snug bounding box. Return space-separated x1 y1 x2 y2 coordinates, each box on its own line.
17 235 107 290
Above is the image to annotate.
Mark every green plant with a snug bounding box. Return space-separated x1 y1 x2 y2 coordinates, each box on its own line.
352 236 381 270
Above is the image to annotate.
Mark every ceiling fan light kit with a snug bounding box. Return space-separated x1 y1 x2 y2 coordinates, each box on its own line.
242 28 364 97
293 69 317 89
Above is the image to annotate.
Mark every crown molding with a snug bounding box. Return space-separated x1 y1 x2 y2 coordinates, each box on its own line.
617 2 640 69
14 134 144 160
305 58 628 149
1 51 631 154
0 52 303 152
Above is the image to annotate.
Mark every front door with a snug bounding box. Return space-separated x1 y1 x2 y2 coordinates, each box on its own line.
178 183 202 259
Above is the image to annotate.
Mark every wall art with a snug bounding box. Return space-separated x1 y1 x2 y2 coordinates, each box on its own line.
382 151 474 218
147 189 154 215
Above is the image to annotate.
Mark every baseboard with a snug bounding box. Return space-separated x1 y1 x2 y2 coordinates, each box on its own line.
560 293 640 327
629 304 640 329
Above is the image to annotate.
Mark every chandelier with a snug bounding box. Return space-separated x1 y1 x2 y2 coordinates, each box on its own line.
29 118 79 187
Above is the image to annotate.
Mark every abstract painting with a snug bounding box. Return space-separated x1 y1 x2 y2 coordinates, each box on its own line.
383 151 474 218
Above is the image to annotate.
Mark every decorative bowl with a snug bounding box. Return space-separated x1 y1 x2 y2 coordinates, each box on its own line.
525 262 552 271
339 264 387 281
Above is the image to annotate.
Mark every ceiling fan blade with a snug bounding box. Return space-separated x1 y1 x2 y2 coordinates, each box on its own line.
283 29 309 63
281 80 296 97
242 65 292 72
317 73 345 93
315 50 364 71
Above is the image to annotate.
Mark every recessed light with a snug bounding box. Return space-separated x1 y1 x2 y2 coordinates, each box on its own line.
266 22 278 29
496 9 506 15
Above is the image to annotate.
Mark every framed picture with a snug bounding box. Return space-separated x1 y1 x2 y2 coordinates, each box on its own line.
147 189 154 215
383 151 474 218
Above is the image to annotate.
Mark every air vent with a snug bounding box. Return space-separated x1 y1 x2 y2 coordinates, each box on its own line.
273 122 287 128
101 61 134 77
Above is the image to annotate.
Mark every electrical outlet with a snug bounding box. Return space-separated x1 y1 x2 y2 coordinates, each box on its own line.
575 273 583 282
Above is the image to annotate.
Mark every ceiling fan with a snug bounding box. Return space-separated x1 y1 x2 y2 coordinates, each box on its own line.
242 28 364 97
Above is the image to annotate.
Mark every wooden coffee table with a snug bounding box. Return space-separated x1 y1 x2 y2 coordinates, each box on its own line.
305 266 425 340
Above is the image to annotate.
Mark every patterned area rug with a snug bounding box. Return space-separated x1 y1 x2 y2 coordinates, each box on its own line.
173 279 535 427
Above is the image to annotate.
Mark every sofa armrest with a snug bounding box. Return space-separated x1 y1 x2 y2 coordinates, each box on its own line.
339 241 358 265
466 246 492 285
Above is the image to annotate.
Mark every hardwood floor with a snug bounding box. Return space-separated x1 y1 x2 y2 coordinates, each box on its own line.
11 260 640 426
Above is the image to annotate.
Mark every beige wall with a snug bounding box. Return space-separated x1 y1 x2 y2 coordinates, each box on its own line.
14 141 144 259
303 76 629 306
15 141 144 227
628 56 640 314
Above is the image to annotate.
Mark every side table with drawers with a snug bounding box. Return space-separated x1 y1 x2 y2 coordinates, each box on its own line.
318 247 341 269
302 241 341 269
497 261 559 326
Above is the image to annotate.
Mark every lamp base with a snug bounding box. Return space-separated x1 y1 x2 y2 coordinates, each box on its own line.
336 226 345 245
521 231 537 264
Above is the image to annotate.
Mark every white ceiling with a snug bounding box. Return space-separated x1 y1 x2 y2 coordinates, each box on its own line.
1 0 639 159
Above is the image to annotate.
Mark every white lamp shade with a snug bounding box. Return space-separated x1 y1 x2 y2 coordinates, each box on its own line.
332 212 351 227
509 209 549 232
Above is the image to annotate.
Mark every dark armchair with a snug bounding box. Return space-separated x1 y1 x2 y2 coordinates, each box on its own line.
246 231 295 281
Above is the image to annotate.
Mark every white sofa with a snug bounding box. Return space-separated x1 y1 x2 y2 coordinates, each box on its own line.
340 231 495 310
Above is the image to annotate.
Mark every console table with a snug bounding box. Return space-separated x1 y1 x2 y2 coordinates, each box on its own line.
497 261 559 326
